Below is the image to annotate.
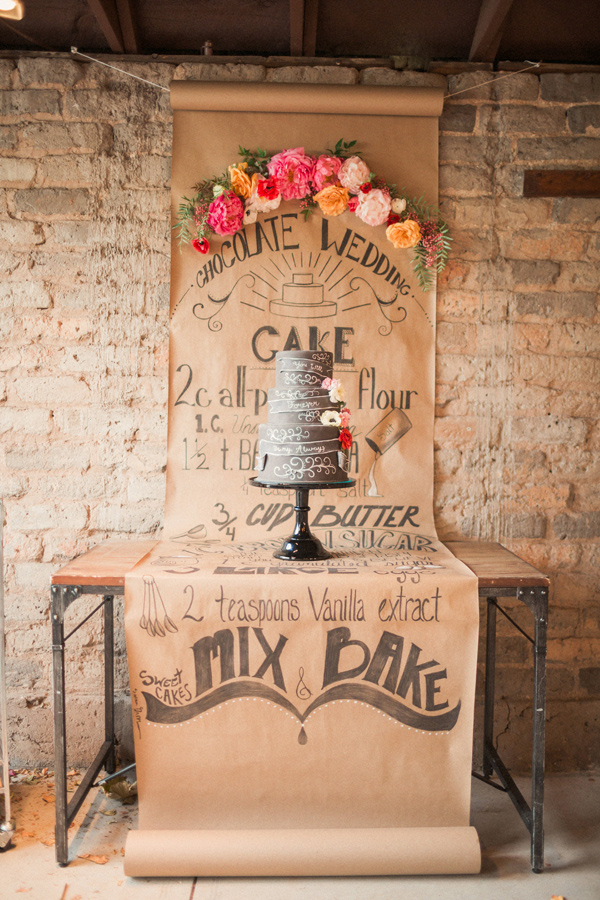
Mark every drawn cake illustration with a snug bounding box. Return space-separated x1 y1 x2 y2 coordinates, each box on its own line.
270 273 337 318
255 350 350 484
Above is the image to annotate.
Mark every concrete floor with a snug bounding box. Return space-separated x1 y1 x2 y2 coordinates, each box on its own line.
1 771 598 900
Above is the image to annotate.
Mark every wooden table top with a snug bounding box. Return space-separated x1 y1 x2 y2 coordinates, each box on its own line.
51 538 549 590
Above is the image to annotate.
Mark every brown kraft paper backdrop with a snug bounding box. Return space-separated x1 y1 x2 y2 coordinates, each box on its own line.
124 82 481 876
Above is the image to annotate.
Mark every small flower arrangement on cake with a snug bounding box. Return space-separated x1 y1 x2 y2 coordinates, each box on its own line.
320 378 353 450
174 139 451 291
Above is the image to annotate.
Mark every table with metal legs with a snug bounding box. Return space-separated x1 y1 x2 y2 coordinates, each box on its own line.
51 539 549 871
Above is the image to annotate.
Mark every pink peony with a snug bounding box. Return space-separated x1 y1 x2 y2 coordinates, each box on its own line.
338 155 371 194
267 147 315 201
312 154 342 192
356 188 392 227
207 191 244 235
339 407 351 428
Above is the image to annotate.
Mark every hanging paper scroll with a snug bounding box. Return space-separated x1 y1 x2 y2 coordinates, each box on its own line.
123 82 481 877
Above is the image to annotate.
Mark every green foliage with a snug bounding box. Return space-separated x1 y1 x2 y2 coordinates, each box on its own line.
173 143 452 289
326 138 359 159
238 145 269 175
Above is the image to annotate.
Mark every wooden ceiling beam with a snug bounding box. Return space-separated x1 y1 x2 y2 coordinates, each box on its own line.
115 0 141 54
290 0 305 57
87 0 124 53
303 0 318 56
469 0 516 62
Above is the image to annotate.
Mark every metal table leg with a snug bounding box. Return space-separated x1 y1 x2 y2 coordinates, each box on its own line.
104 595 116 777
51 585 72 866
530 587 548 873
474 587 548 873
51 586 118 865
483 596 497 778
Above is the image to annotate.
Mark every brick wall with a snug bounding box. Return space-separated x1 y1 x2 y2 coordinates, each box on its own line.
0 54 598 771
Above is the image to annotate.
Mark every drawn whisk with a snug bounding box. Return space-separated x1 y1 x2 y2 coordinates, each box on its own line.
141 576 178 637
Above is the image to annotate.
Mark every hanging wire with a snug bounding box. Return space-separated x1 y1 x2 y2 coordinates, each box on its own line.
71 47 170 91
445 61 542 100
69 46 542 101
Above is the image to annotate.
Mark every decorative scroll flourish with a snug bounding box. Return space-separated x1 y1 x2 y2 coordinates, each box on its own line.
192 274 256 331
143 679 461 734
345 277 408 337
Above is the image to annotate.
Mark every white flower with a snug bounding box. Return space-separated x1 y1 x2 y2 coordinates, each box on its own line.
392 197 407 214
320 410 341 427
330 383 345 404
243 205 258 225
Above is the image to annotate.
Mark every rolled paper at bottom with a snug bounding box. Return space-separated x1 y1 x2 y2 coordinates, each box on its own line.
124 826 481 877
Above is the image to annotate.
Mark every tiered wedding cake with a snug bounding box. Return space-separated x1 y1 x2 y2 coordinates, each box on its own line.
255 350 351 485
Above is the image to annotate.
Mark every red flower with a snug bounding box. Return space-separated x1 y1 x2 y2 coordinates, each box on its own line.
339 427 353 450
348 196 359 212
387 213 400 225
192 238 210 254
257 177 279 200
360 182 372 194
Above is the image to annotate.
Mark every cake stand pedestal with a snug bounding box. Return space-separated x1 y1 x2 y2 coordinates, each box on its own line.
250 477 356 561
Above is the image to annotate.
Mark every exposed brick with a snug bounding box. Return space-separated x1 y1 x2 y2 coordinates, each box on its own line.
439 164 492 195
0 220 45 248
568 105 600 135
0 282 52 309
553 198 600 228
12 374 91 405
0 58 14 89
517 136 600 161
17 57 86 88
359 69 444 88
447 72 493 101
439 104 476 133
176 63 266 82
554 512 600 540
540 73 600 102
19 121 110 153
439 135 488 162
0 125 17 148
509 259 560 286
113 121 173 156
500 106 566 134
492 72 539 102
13 187 90 218
0 89 61 118
36 154 96 187
267 65 358 84
0 408 52 434
0 55 598 773
0 157 36 185
514 291 596 320
5 443 91 471
500 227 588 261
8 501 88 532
511 414 588 445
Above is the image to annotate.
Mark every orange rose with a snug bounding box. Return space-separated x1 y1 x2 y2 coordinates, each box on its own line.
314 184 350 217
228 163 254 200
386 219 422 249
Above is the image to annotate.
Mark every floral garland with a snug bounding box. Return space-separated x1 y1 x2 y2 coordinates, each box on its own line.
320 377 352 450
175 139 451 291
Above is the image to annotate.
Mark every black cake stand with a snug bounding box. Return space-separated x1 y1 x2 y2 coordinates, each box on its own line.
250 477 356 561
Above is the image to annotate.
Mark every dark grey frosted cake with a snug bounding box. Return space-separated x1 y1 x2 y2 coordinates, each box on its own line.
255 350 350 484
